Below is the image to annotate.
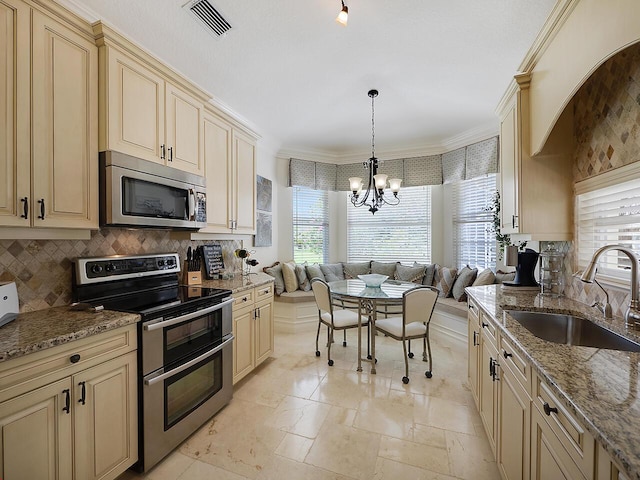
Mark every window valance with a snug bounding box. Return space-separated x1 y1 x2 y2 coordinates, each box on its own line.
289 136 498 191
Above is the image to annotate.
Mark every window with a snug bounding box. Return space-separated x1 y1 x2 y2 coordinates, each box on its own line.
451 174 497 269
346 186 431 263
577 176 640 283
292 187 329 264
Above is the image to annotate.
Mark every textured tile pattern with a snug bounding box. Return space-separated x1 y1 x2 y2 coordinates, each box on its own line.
118 328 500 480
573 43 640 181
0 228 243 313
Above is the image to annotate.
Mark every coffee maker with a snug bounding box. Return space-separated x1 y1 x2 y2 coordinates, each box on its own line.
503 247 539 288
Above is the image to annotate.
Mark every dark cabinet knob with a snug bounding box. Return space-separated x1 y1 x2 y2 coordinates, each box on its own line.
503 350 513 359
543 402 558 416
70 354 81 364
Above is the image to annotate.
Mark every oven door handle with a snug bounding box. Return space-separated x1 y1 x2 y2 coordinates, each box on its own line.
143 297 234 331
144 334 234 387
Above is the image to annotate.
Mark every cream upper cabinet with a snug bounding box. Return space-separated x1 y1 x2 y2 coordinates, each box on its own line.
95 23 205 176
0 0 97 230
497 73 573 241
200 110 257 234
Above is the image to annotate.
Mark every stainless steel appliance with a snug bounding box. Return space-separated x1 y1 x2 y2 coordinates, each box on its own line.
100 150 207 229
73 253 233 472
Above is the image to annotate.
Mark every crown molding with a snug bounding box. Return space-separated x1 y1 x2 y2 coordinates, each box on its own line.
52 0 100 22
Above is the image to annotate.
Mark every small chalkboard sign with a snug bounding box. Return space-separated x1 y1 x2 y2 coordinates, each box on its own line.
201 244 225 279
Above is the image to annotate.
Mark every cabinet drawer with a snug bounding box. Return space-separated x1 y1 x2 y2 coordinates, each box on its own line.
499 334 531 394
468 298 480 325
0 324 137 403
534 373 595 480
480 315 498 348
255 283 274 302
233 289 255 311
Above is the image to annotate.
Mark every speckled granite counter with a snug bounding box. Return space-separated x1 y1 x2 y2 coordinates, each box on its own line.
0 307 139 362
466 285 640 480
199 271 274 294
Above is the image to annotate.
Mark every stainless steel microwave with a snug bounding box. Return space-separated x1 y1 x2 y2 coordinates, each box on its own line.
100 151 207 229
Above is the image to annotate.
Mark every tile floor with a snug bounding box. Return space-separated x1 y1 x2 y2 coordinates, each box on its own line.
119 328 500 480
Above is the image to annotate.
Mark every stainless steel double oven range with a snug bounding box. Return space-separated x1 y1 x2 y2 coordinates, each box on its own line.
73 253 233 472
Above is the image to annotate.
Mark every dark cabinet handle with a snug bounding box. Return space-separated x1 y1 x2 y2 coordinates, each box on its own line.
482 322 489 329
21 197 28 219
69 354 81 364
543 402 558 416
38 199 45 220
78 381 86 405
161 144 166 159
62 389 70 414
503 350 513 359
473 331 478 346
488 358 494 376
168 146 173 162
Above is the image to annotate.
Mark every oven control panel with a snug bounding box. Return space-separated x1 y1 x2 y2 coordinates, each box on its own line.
76 253 181 284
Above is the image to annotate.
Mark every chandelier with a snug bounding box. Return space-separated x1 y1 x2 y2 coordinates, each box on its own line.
348 89 402 214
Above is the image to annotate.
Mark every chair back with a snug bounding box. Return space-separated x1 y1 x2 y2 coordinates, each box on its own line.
403 286 438 324
311 278 333 314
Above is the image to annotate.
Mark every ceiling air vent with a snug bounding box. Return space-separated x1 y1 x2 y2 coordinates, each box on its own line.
184 0 232 37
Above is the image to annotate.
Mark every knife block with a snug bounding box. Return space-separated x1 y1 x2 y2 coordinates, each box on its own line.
183 261 202 285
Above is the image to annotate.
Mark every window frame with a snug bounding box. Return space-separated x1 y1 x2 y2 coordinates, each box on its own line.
292 186 329 264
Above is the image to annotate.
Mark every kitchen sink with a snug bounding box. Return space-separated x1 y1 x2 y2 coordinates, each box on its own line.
504 310 640 352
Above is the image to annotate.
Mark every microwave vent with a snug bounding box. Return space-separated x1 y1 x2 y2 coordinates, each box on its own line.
185 0 232 37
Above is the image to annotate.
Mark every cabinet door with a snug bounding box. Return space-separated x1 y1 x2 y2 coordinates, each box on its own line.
202 112 233 232
233 306 255 384
497 364 531 480
255 300 274 366
0 0 29 227
499 100 519 234
467 302 481 407
479 336 498 453
104 47 165 163
31 10 98 228
165 83 203 175
73 351 137 480
232 129 256 234
0 377 73 480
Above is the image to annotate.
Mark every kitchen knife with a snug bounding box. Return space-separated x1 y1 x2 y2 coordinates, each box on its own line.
186 246 192 270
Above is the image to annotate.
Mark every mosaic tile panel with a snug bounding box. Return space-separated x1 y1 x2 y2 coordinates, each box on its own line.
0 229 243 313
573 42 640 181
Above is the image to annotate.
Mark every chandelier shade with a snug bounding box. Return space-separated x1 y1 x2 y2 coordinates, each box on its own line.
348 89 402 214
336 1 348 26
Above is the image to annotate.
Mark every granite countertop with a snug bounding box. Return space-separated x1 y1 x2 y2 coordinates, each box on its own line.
0 307 140 363
466 285 640 480
199 271 274 294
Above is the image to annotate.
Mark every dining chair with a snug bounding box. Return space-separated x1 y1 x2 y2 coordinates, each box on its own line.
311 278 361 366
374 285 438 384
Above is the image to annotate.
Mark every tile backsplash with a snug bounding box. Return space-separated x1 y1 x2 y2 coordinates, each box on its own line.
0 229 243 312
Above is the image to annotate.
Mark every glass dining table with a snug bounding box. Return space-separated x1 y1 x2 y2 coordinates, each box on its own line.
327 279 418 374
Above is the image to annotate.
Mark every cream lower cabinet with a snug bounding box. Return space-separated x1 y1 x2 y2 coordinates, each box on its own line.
95 23 205 176
0 325 137 480
467 299 481 407
0 0 98 231
232 284 274 384
200 110 257 235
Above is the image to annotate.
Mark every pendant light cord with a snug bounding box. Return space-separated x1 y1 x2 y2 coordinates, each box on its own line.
371 93 375 159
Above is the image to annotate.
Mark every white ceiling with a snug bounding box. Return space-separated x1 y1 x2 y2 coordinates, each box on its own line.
65 0 556 156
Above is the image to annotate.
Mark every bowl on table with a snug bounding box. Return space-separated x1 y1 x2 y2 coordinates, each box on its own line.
357 274 388 288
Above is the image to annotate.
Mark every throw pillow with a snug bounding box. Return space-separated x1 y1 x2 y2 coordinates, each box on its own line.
263 263 285 295
434 266 457 297
473 268 496 286
343 261 371 279
429 263 441 287
395 263 426 283
320 263 345 282
306 263 325 281
451 266 478 302
371 261 398 278
414 262 437 286
281 261 299 293
495 270 516 284
295 263 311 291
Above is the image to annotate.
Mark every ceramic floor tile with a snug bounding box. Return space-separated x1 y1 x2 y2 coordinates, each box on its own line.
324 405 357 427
353 396 415 440
305 423 381 480
310 369 391 409
372 457 459 480
274 433 314 462
176 459 251 479
378 435 450 475
413 395 480 435
264 396 332 438
256 455 355 480
446 430 500 480
145 451 194 480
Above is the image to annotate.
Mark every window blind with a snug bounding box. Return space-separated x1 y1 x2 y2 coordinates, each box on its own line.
346 186 431 263
292 187 329 264
452 174 497 269
577 177 640 282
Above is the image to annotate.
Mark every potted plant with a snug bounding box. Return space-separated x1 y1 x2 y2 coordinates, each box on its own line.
486 191 526 261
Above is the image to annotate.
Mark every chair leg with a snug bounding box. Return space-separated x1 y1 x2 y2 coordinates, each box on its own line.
343 329 347 347
425 323 433 379
315 319 322 357
327 327 335 366
401 339 410 384
408 339 414 358
326 324 331 347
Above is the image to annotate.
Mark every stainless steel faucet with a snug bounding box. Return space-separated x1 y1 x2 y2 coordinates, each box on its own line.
580 245 640 327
